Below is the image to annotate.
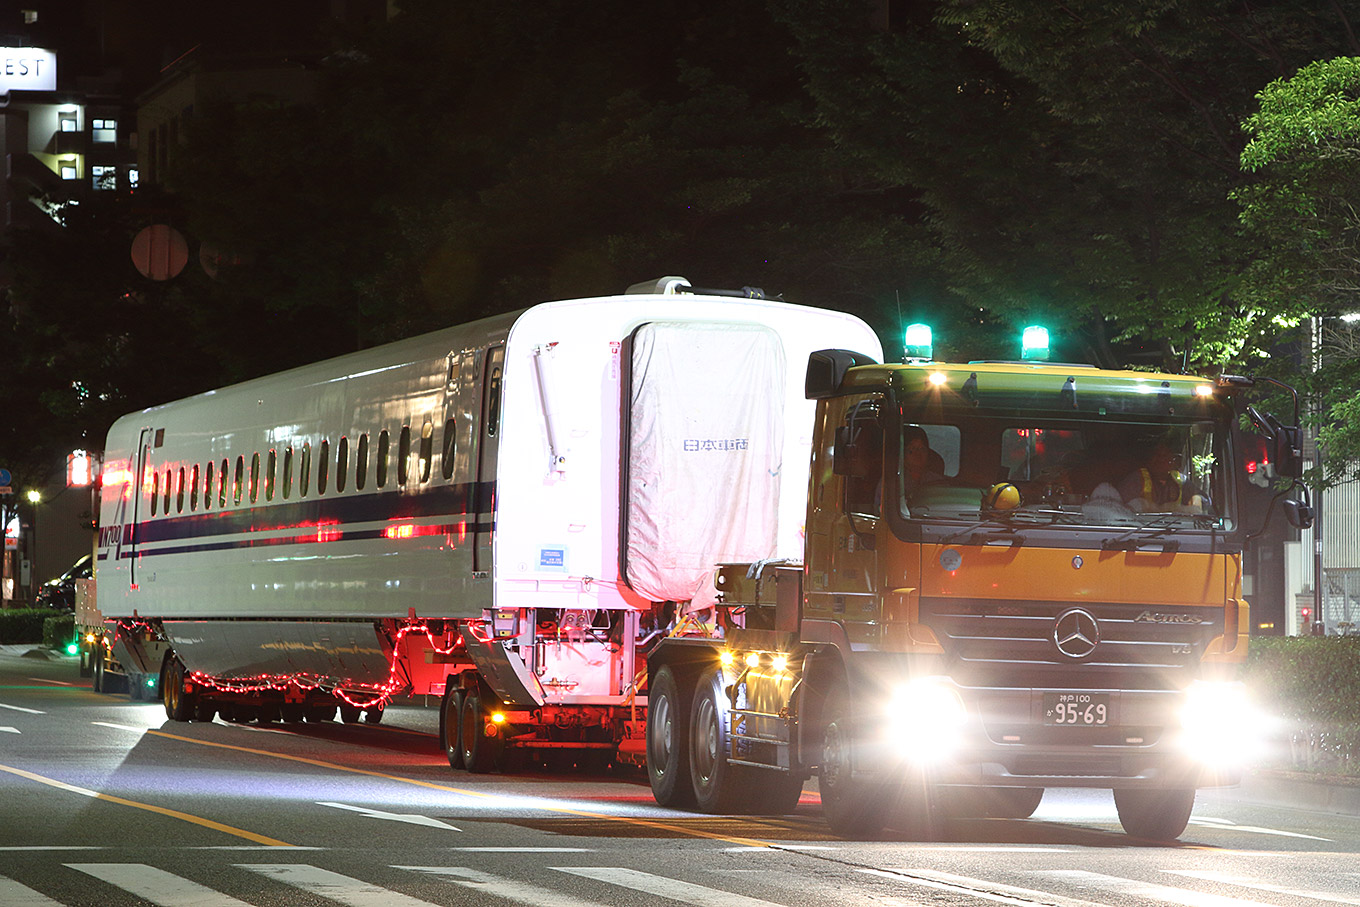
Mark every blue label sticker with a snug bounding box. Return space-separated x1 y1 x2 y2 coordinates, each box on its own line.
539 547 565 569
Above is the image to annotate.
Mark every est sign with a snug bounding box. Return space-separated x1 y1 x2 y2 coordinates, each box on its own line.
0 48 56 92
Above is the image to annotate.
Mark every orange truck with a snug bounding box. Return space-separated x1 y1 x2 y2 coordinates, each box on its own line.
644 346 1311 840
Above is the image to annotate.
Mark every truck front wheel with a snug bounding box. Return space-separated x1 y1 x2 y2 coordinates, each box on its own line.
460 691 503 773
648 665 696 807
1114 787 1195 841
819 683 888 838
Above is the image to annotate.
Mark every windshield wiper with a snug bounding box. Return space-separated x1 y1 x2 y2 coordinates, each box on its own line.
1101 514 1183 552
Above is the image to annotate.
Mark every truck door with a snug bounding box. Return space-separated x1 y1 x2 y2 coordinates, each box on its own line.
473 344 504 576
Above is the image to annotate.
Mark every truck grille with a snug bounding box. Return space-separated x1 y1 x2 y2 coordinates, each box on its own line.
921 598 1225 688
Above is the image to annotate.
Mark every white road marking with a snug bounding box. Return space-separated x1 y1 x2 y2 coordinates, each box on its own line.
317 800 461 831
400 866 606 907
67 863 255 906
0 877 63 905
27 677 79 687
0 702 43 714
1165 869 1360 904
861 867 1108 907
0 727 18 734
447 847 594 852
1033 869 1282 907
1190 815 1333 841
239 864 442 907
555 866 791 907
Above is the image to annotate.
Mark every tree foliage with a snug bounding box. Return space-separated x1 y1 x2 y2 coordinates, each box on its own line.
1236 56 1360 480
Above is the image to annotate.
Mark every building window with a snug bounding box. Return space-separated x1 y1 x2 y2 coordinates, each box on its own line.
128 168 140 189
92 166 116 191
60 165 77 180
59 115 77 133
92 119 117 143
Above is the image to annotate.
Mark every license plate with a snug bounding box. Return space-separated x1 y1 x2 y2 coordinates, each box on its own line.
1043 692 1112 726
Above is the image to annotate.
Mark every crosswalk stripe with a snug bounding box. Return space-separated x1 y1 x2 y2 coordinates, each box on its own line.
0 877 63 906
860 867 1107 907
66 863 255 906
1033 869 1282 907
554 867 790 907
398 866 606 907
238 864 441 907
1164 869 1360 905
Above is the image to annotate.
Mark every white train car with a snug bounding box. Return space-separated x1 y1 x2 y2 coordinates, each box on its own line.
94 278 881 767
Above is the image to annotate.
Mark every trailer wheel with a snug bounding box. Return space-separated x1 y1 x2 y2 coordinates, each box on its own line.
339 703 363 724
440 687 466 769
1114 787 1195 841
280 703 305 723
161 656 194 722
646 665 695 808
194 700 217 722
363 705 384 725
460 691 503 773
818 682 888 838
689 666 746 813
92 655 104 693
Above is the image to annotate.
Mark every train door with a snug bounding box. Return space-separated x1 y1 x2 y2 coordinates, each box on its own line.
473 345 504 576
127 427 155 588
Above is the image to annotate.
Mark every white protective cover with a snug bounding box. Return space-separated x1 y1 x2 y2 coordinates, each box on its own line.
625 321 786 603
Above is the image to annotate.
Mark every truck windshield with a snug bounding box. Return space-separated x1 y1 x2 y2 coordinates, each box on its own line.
895 415 1235 531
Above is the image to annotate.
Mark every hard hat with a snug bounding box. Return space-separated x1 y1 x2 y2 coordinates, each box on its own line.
985 482 1022 511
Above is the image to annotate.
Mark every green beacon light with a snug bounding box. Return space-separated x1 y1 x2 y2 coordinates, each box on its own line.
904 323 933 361
1021 325 1050 361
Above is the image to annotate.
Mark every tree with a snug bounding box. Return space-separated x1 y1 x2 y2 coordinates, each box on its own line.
776 0 1360 370
1237 56 1360 482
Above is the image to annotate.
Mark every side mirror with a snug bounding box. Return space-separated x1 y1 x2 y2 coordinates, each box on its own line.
1274 425 1304 479
806 349 879 400
1283 497 1314 530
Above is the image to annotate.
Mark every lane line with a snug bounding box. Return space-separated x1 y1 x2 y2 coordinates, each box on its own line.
0 702 44 714
400 866 607 907
1189 816 1333 841
67 863 256 907
317 801 461 831
0 762 292 847
99 723 778 848
1164 869 1360 905
239 864 441 907
861 867 1108 907
555 867 791 907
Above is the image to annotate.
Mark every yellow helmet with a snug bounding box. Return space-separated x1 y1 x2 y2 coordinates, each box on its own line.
984 482 1022 511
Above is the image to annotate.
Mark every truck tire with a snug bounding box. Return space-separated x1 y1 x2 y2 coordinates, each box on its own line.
161 656 194 722
818 682 888 838
646 665 695 808
1114 787 1195 841
92 655 104 693
689 666 745 813
440 687 465 770
942 786 1043 820
339 703 362 724
363 705 384 724
747 772 805 815
460 691 503 773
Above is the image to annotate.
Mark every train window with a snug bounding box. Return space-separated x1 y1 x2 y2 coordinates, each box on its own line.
398 426 411 485
337 436 349 492
219 459 229 508
176 467 186 513
300 443 311 496
266 449 277 501
283 448 294 499
150 471 159 516
190 464 199 511
234 456 245 505
356 434 369 491
204 461 214 510
486 354 504 437
248 453 259 503
441 418 456 480
163 468 172 515
420 421 434 482
318 440 329 494
377 430 389 488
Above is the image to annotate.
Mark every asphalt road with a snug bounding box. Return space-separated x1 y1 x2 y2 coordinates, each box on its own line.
3 645 1360 907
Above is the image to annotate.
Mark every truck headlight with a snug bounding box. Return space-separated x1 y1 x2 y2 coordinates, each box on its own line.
886 676 968 764
1179 680 1267 766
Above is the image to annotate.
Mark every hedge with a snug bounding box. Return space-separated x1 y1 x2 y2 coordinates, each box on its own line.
0 609 52 644
1243 637 1360 775
42 614 76 651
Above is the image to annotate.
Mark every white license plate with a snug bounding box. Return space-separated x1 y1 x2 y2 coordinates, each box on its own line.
1043 692 1112 726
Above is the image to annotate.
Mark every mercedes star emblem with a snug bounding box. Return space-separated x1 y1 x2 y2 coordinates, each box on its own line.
1053 608 1100 659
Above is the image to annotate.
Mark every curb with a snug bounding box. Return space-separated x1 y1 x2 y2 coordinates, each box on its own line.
1234 769 1360 817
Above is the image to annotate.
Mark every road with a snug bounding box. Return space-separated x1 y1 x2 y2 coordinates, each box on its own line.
2 646 1359 907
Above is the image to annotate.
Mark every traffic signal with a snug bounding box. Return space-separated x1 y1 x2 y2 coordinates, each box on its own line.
1021 325 1050 361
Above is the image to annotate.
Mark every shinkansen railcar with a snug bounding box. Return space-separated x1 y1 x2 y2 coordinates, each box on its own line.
93 277 881 761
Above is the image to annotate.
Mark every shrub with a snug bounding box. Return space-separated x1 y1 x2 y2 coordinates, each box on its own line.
0 609 51 644
42 614 76 651
1244 637 1360 774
